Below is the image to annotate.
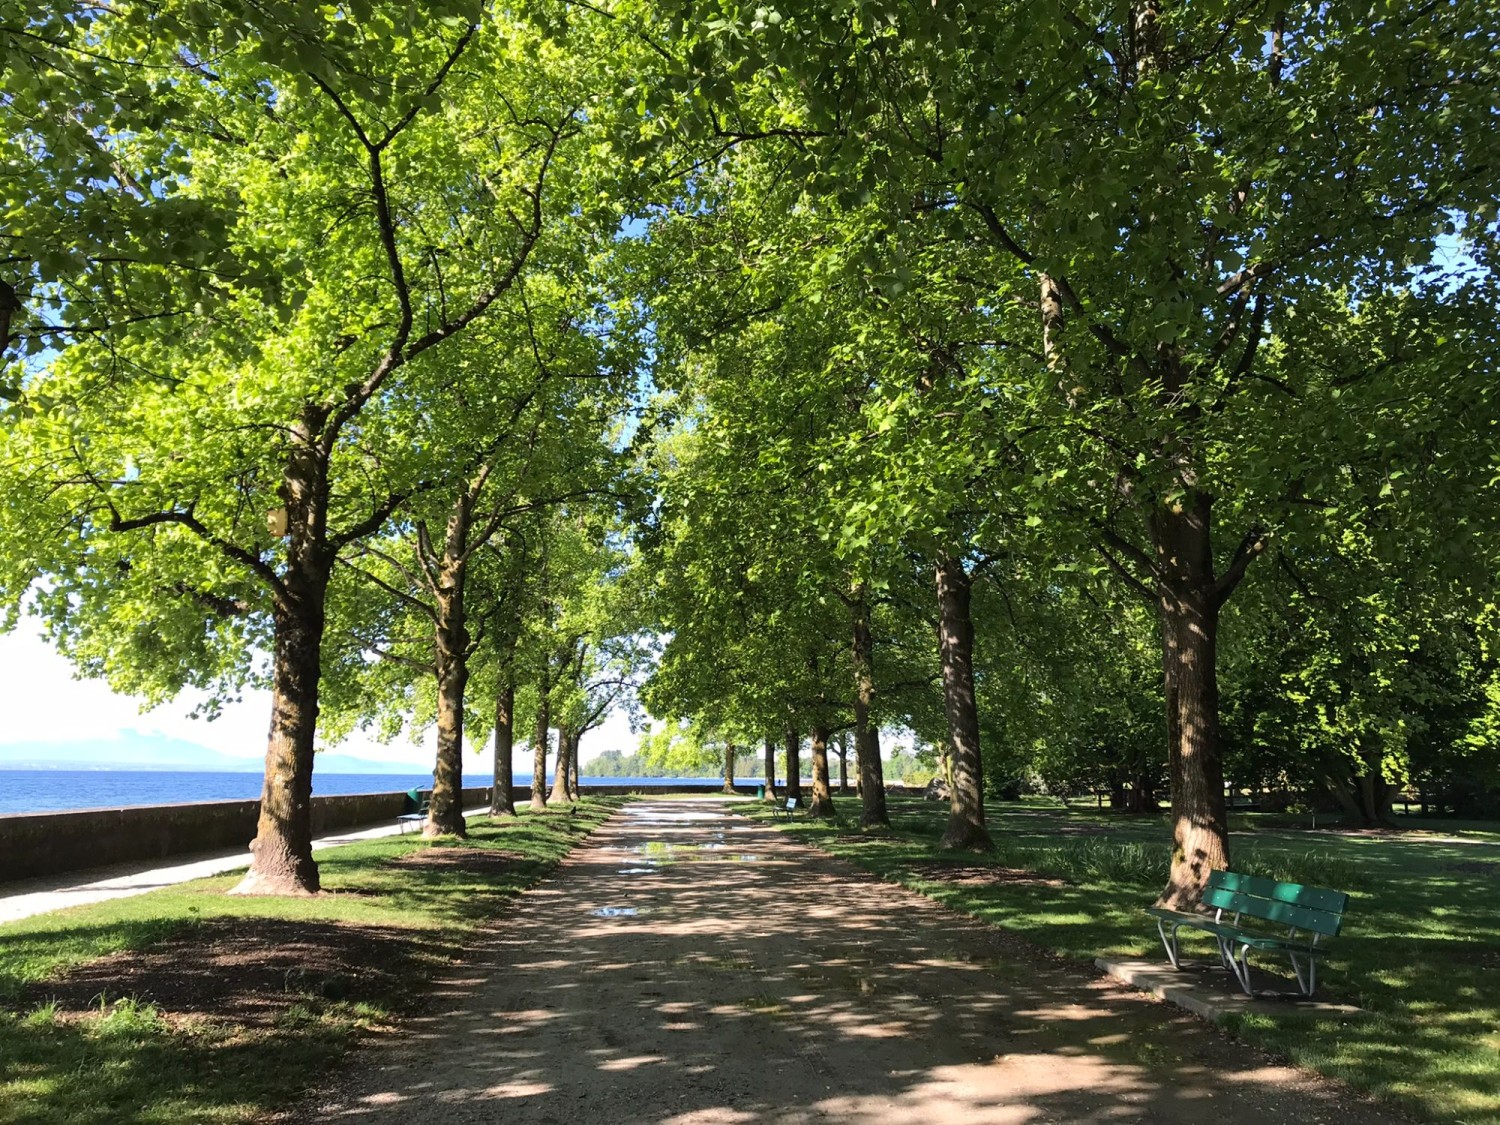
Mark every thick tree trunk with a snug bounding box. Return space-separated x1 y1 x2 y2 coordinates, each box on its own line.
233 414 331 896
234 597 325 895
723 741 737 794
551 725 574 804
807 726 835 817
567 731 580 800
784 728 802 804
763 736 777 800
426 567 470 838
491 674 516 816
850 586 890 827
531 682 550 811
936 554 991 852
1152 495 1232 909
837 735 850 793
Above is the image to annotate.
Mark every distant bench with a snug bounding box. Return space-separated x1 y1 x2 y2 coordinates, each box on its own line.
771 797 800 822
397 789 430 834
1146 870 1348 998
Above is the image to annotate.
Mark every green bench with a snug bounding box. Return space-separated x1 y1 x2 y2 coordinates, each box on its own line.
1146 870 1348 998
397 788 430 833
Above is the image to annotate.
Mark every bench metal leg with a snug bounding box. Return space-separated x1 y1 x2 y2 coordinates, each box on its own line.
1226 943 1256 997
1156 919 1183 969
1288 951 1317 997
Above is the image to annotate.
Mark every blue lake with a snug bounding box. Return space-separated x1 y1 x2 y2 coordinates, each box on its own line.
0 770 732 816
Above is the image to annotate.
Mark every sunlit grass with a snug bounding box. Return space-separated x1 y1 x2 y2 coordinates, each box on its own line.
0 799 622 1125
743 796 1500 1124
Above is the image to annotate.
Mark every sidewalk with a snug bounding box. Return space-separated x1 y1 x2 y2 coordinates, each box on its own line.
0 804 491 926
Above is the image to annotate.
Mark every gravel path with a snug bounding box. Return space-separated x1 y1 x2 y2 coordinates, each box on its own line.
301 799 1398 1124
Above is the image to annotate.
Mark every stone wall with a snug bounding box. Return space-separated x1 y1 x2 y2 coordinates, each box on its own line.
0 785 491 885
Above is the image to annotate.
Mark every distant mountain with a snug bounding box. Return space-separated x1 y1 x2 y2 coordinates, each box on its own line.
0 731 429 773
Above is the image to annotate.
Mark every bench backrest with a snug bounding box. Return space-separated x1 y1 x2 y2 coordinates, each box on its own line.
1203 870 1347 937
785 797 798 811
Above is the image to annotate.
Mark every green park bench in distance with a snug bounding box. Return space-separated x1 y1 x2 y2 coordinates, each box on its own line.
1147 870 1348 998
397 788 431 834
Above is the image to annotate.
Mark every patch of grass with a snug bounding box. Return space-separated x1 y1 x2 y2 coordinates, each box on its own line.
740 796 1500 1124
0 798 622 1124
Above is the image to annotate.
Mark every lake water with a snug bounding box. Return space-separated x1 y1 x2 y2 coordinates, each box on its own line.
0 770 732 816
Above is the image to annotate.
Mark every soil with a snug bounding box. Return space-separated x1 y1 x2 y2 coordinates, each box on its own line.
292 800 1409 1125
11 917 446 1028
904 859 1066 888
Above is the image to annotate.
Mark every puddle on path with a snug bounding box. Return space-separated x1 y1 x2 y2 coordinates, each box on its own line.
616 867 658 876
591 906 643 917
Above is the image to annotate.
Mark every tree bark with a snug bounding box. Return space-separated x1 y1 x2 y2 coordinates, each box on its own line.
936 554 992 852
784 727 802 804
491 673 516 816
1152 495 1232 909
531 676 550 810
233 413 331 896
837 734 850 793
567 730 580 800
551 724 574 804
426 566 471 837
850 586 890 827
807 726 835 817
722 741 737 794
763 736 777 800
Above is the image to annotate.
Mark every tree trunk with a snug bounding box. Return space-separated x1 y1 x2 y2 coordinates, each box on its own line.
1153 495 1232 909
531 680 550 811
837 735 850 793
567 731 580 800
551 723 573 804
850 585 889 826
426 559 471 837
722 741 737 794
784 727 802 804
936 554 991 852
233 414 331 896
763 736 777 800
491 674 516 816
807 726 835 817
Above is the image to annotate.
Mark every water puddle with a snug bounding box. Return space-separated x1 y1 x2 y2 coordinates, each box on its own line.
591 906 642 917
616 867 658 875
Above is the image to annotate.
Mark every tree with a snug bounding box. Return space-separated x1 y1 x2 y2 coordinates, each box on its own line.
0 2 649 892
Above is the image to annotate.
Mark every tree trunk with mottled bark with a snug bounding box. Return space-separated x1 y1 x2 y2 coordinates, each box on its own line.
491 674 516 816
531 677 550 811
233 415 331 896
936 554 991 852
807 726 835 817
551 724 574 804
722 742 737 793
1152 495 1232 909
763 736 777 800
784 728 802 804
850 586 890 827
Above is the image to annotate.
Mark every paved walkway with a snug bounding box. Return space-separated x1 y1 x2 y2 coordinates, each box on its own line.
302 800 1397 1124
0 805 491 926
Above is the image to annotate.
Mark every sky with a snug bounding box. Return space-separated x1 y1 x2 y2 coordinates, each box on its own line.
0 626 634 770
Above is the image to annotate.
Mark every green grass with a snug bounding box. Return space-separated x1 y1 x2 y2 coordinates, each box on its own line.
740 796 1500 1124
0 799 622 1124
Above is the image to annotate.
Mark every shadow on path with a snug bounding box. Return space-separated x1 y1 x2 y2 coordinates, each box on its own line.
298 801 1400 1124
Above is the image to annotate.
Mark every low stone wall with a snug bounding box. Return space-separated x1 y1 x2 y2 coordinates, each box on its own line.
0 785 492 885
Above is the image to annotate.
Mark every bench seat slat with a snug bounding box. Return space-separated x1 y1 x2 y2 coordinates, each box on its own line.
1211 870 1348 914
1202 887 1344 936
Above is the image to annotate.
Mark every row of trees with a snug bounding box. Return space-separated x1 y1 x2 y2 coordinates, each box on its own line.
4 1 1499 907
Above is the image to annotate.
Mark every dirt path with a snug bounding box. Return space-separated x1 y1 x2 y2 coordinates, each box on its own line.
301 800 1398 1124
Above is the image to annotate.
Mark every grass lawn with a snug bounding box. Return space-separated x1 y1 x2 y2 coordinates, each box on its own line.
0 798 622 1124
739 794 1500 1125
